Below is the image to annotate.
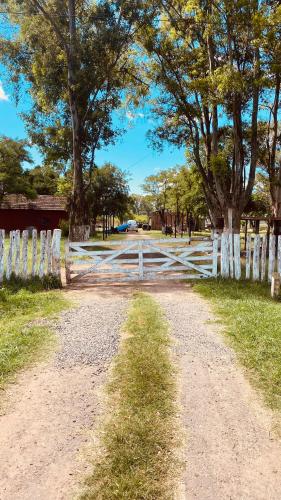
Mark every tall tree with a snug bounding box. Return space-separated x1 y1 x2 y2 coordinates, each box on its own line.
86 163 130 229
142 169 172 228
257 2 281 233
1 0 140 239
139 0 263 232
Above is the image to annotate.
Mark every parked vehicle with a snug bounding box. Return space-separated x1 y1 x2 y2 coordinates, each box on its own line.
116 223 129 232
142 223 151 231
127 220 138 232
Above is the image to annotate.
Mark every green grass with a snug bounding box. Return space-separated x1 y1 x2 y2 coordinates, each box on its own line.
194 279 281 411
81 293 180 500
0 286 69 389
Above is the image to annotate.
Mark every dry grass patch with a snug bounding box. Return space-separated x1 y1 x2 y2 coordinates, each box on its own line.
81 292 180 500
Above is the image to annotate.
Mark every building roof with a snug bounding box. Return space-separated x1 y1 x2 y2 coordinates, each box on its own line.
0 194 67 211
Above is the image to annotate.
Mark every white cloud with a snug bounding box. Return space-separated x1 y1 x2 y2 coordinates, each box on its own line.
0 82 8 101
126 111 145 121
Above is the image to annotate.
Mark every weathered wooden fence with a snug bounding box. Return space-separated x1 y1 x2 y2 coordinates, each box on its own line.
220 233 281 282
0 228 61 283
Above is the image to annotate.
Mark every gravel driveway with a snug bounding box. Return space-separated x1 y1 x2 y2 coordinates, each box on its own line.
0 290 128 500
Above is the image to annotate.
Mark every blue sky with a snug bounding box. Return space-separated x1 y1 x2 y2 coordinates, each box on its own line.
0 79 186 194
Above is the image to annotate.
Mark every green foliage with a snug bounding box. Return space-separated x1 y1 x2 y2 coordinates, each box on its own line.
0 136 35 199
0 0 142 172
130 193 153 217
28 164 59 195
81 293 179 499
143 164 208 222
86 163 131 220
244 173 271 217
194 279 281 411
138 0 275 225
58 218 69 238
0 286 68 388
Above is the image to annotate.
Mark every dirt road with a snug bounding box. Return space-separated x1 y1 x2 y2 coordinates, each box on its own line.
0 279 281 499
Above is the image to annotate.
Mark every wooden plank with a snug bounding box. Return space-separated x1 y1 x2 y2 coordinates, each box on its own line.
65 241 71 284
68 244 213 256
221 233 229 278
46 230 52 274
31 229 37 277
138 241 144 280
212 233 218 277
271 272 280 298
70 273 209 284
229 234 234 279
245 234 251 279
21 230 28 279
268 234 276 282
69 237 193 248
51 229 62 278
233 234 241 280
278 235 281 276
252 234 260 281
0 229 5 283
261 235 267 281
39 231 47 278
6 231 15 280
14 230 21 277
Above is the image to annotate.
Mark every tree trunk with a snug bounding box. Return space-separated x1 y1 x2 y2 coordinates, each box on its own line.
223 207 241 234
67 0 87 241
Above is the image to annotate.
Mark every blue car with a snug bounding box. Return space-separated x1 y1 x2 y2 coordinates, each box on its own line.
116 223 129 232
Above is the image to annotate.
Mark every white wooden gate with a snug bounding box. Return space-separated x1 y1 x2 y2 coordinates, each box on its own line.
65 237 218 284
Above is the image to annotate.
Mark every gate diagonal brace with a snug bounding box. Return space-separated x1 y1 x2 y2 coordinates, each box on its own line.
71 242 138 280
144 243 213 277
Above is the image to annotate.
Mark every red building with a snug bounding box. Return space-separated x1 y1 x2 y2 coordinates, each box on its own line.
0 194 68 232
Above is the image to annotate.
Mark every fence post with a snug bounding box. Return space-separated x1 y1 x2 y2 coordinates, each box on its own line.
65 240 71 284
253 234 260 281
278 236 281 276
0 229 4 284
14 230 21 277
52 229 61 279
6 231 15 280
46 230 52 274
22 230 28 279
39 230 47 278
228 208 234 278
234 234 241 280
268 234 276 282
271 272 280 299
245 234 251 279
212 233 218 277
221 233 229 278
31 229 37 277
138 240 144 280
261 235 267 281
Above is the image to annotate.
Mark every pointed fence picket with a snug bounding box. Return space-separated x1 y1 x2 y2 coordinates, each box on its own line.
0 228 62 284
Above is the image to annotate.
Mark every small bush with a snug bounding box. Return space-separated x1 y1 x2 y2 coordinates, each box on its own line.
58 218 69 237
